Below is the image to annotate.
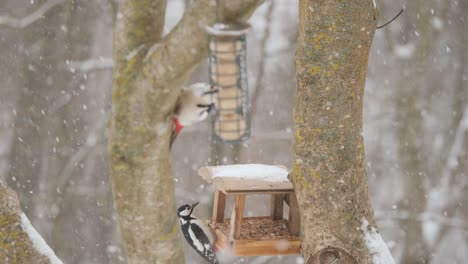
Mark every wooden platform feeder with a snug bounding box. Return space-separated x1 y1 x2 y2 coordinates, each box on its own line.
197 164 301 256
206 23 250 143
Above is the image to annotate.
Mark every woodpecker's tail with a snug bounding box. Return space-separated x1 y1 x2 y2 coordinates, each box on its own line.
170 131 177 149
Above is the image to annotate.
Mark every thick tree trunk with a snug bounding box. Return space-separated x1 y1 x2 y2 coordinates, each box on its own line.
290 0 378 263
109 1 263 263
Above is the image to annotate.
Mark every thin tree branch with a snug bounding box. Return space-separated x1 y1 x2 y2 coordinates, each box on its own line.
430 203 460 252
68 58 113 72
435 106 468 204
0 0 65 28
56 111 110 195
375 210 468 230
251 0 274 117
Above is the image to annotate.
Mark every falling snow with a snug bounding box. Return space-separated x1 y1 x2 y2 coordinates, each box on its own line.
0 0 466 263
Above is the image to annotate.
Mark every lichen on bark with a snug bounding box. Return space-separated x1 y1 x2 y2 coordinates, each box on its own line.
0 182 53 264
290 0 378 263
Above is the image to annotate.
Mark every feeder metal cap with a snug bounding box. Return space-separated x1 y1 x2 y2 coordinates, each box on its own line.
205 22 250 37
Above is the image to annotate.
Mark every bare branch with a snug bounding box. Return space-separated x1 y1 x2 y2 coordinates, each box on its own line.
375 210 468 230
443 107 468 177
56 111 110 195
68 58 113 73
0 0 65 28
251 0 274 117
435 107 468 204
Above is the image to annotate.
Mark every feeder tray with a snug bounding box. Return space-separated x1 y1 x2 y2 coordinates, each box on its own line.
197 164 301 256
206 23 251 143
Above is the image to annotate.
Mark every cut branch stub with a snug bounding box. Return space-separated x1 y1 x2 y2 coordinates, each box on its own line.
307 247 357 264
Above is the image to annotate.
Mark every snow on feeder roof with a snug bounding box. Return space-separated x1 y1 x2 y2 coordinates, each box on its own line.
206 22 251 143
198 164 292 193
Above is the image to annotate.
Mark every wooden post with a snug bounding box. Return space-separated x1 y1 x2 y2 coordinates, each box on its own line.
229 194 246 240
288 193 300 236
212 190 227 223
270 194 284 220
284 194 290 206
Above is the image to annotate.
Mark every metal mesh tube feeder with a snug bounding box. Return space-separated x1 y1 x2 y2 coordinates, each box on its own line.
206 22 250 143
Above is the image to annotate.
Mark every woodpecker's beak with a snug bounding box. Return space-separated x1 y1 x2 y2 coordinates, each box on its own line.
192 201 199 208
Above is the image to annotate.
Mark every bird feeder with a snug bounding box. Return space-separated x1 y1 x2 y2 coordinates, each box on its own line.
197 164 301 256
206 23 250 143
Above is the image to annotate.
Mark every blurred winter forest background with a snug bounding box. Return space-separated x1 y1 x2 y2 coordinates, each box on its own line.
0 0 467 263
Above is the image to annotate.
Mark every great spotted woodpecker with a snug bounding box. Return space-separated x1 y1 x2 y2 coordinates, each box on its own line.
171 83 217 147
177 202 219 264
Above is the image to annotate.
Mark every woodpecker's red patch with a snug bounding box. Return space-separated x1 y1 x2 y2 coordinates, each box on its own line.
173 116 184 135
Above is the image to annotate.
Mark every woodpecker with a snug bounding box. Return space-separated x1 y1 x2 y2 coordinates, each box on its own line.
177 202 219 264
171 83 217 147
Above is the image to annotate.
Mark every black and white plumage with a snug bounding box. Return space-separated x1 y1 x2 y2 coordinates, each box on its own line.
177 202 219 264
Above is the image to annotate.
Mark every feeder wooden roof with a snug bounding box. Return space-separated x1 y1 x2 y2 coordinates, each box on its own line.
197 164 293 194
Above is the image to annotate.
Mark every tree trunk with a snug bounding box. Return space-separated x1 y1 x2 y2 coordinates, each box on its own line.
109 1 263 263
290 0 379 263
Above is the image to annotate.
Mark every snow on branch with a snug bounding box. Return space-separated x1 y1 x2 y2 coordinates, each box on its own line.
430 106 468 208
20 213 64 264
67 57 114 73
0 0 65 28
361 218 395 264
0 182 63 263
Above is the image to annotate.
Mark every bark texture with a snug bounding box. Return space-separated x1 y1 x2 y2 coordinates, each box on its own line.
109 1 263 263
290 0 378 263
0 181 54 264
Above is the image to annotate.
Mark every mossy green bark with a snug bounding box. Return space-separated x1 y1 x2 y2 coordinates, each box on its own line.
0 184 52 264
109 1 264 263
290 0 378 263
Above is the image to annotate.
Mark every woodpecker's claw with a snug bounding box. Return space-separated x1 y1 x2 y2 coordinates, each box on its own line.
196 103 215 109
196 103 215 115
202 89 219 95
